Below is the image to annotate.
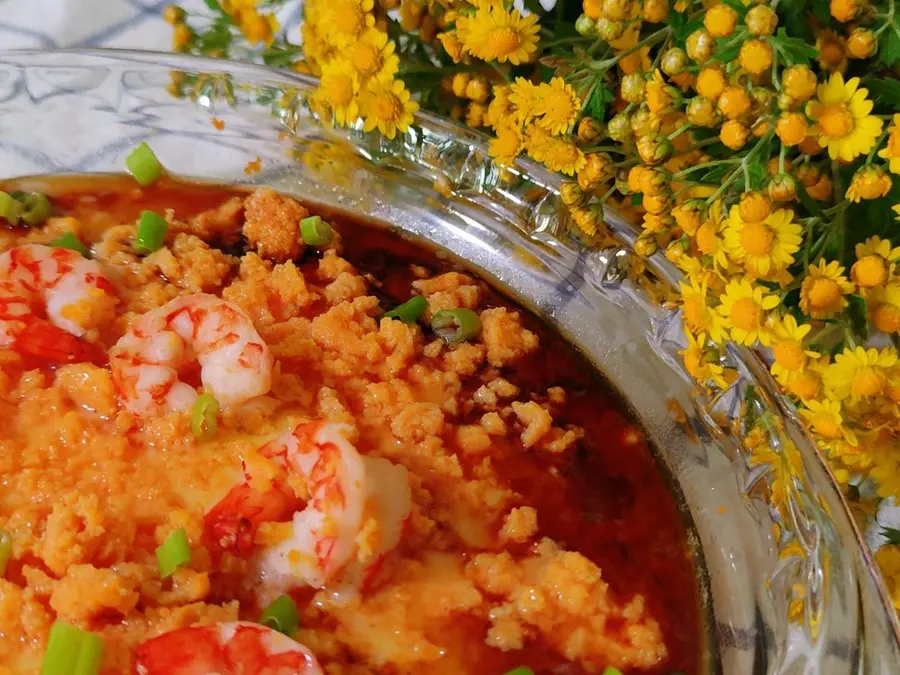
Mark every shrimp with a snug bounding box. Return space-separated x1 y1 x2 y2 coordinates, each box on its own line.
0 244 116 364
204 421 412 592
109 293 273 416
133 621 324 675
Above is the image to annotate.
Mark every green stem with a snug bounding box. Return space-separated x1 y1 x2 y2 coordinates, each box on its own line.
667 124 693 141
866 128 890 164
673 158 740 179
589 27 671 72
542 36 594 50
875 0 895 36
705 132 774 205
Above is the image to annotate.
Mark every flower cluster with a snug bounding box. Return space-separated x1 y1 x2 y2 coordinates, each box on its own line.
169 0 900 619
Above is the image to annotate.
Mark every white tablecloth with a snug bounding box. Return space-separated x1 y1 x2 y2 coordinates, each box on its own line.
1 0 302 50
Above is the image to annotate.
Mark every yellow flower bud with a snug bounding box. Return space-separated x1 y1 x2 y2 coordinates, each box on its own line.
704 4 737 38
768 173 797 202
847 28 877 59
746 5 778 36
465 77 490 103
451 73 471 99
577 117 603 143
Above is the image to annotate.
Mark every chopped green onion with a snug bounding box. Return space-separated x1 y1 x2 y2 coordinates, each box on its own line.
384 295 427 323
259 594 300 636
50 232 91 259
602 668 623 675
0 530 11 577
156 528 191 579
431 308 482 344
41 621 104 675
503 668 534 675
0 191 21 225
18 192 52 226
191 393 220 442
125 142 164 186
300 215 333 246
135 211 168 254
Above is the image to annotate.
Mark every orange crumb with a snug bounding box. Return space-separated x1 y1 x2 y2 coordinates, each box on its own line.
622 428 642 446
716 506 727 515
211 117 225 131
244 157 263 175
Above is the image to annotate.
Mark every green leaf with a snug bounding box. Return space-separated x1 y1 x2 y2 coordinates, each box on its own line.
262 44 303 67
879 23 900 67
712 36 742 64
865 78 900 107
721 0 748 16
203 0 224 10
673 14 704 42
631 193 643 206
777 2 814 44
584 81 614 120
846 295 868 342
883 527 900 546
700 164 733 183
771 28 819 66
746 161 768 190
845 179 900 255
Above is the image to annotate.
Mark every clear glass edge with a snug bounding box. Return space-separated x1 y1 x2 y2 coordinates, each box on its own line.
0 48 898 673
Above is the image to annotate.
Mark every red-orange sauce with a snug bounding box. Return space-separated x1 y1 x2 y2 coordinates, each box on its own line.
4 176 705 674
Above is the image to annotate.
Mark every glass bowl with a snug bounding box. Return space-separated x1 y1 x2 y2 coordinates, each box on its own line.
1 49 898 674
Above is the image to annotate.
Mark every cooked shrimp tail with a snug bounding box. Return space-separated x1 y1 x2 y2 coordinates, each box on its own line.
0 245 117 364
133 621 324 674
110 293 273 417
204 483 301 557
204 421 412 593
14 317 108 366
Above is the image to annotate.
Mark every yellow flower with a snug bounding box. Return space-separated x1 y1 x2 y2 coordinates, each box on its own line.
799 259 854 319
534 78 580 135
236 8 279 46
347 28 398 81
680 331 733 389
816 28 848 73
315 0 375 48
869 282 900 334
852 236 900 290
456 3 540 65
645 70 674 116
784 358 828 401
314 60 359 126
825 346 898 401
895 204 900 222
693 201 731 271
717 279 779 346
769 315 818 382
486 85 514 129
806 73 883 162
846 165 893 202
724 206 802 279
359 77 418 139
509 77 541 122
489 122 524 166
875 545 900 610
679 277 726 342
678 256 726 294
438 31 464 63
879 114 900 174
301 23 335 69
799 399 856 444
525 125 585 175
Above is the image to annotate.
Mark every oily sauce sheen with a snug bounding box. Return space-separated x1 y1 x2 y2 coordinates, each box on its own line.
0 176 702 675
